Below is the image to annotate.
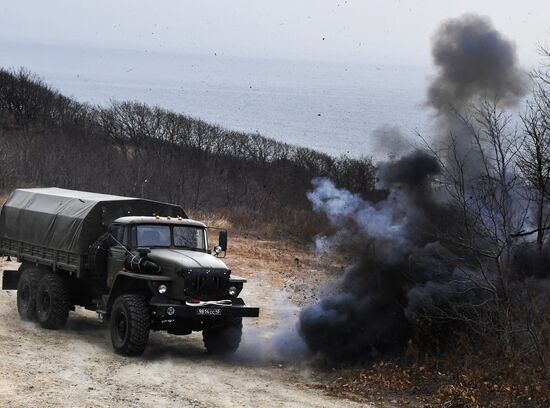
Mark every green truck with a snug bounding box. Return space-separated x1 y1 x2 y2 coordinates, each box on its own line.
0 188 259 356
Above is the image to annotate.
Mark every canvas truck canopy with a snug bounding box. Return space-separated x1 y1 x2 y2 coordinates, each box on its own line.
0 188 187 255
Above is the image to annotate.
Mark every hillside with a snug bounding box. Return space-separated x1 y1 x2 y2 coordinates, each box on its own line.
0 68 375 238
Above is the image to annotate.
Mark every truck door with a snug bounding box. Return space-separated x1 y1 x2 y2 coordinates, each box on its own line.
107 224 128 288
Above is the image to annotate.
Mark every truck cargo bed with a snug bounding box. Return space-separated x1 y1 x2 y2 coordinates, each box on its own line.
0 237 84 273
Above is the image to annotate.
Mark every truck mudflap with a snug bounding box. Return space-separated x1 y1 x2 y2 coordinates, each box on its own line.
2 270 19 290
150 296 259 319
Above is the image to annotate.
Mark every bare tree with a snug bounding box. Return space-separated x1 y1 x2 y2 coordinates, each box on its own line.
517 99 550 249
421 101 531 356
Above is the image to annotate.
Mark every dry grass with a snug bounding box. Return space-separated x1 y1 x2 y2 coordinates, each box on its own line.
226 231 350 309
188 210 234 230
189 207 332 243
313 353 550 407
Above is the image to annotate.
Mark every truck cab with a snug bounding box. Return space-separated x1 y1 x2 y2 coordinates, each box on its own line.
106 216 231 291
94 215 259 356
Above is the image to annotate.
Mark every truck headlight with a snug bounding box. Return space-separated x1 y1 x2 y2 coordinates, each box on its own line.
228 286 238 297
158 284 167 294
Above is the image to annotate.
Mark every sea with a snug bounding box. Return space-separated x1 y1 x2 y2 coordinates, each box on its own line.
0 42 434 160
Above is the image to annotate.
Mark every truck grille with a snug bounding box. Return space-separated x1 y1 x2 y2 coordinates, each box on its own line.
178 268 230 299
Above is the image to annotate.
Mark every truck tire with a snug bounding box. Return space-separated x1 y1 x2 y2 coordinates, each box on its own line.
110 295 150 356
16 268 41 321
35 273 70 329
202 318 243 355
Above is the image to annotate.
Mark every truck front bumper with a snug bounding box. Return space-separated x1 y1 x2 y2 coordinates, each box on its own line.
150 296 260 319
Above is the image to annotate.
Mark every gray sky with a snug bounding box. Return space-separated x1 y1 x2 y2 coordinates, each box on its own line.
1 0 549 66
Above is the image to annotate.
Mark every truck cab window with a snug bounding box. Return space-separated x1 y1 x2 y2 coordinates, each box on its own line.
136 225 171 247
174 226 206 250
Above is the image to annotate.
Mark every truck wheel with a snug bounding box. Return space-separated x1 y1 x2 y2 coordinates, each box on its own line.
202 318 243 355
110 295 150 356
35 274 70 329
16 268 41 321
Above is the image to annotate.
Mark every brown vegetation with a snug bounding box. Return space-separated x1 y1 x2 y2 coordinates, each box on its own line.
317 355 550 407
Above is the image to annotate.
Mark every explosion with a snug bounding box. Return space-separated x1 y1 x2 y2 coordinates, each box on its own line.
297 14 533 361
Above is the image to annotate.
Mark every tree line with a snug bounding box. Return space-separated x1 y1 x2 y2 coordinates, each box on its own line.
0 68 375 233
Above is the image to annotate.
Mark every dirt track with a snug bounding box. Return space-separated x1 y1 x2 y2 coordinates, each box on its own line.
0 238 377 408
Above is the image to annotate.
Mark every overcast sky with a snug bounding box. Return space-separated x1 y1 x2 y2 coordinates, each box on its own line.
1 1 549 66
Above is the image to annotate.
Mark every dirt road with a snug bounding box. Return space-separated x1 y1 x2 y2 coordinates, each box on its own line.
0 238 376 408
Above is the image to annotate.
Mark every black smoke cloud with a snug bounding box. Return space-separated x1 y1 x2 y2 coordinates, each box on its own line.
428 14 528 111
377 150 440 188
427 15 529 177
299 152 466 360
297 14 528 361
370 125 412 159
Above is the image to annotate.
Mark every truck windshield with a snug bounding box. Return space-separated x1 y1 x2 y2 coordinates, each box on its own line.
135 225 206 250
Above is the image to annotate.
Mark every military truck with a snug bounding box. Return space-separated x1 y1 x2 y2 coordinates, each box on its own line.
0 188 259 356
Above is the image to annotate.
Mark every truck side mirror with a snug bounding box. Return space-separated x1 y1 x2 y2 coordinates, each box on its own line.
218 230 228 251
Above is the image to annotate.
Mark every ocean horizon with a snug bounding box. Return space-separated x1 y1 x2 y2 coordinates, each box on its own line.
0 41 434 159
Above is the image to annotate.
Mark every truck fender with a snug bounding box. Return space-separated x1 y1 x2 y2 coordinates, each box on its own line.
105 271 172 315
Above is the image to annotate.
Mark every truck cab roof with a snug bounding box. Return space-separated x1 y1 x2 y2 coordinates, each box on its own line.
113 216 206 228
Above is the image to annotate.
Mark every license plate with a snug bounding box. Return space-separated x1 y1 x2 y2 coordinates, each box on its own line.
197 308 222 316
